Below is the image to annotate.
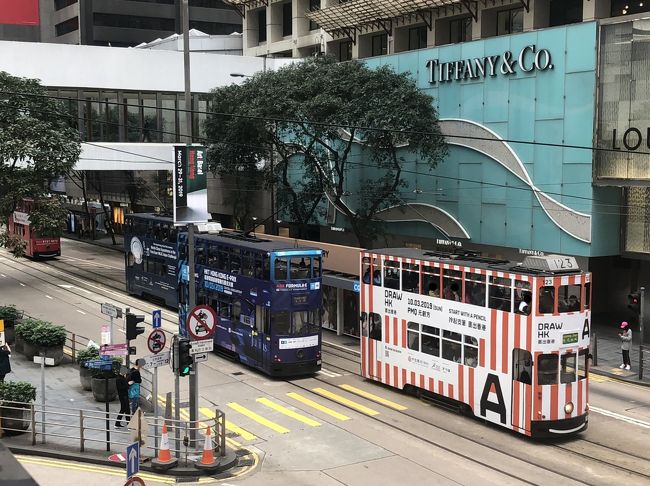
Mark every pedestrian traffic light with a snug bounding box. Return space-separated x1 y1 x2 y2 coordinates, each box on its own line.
628 292 641 314
126 312 145 340
177 338 194 377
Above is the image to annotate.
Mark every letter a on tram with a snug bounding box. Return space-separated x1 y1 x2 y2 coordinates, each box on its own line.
480 374 506 424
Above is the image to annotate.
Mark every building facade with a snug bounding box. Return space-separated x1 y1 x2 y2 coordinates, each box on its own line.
0 0 41 42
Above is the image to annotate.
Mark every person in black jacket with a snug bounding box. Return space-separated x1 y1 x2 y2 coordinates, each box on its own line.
115 367 130 428
128 359 143 415
0 344 11 382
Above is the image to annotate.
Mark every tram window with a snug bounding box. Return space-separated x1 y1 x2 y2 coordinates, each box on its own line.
442 270 462 302
255 305 268 332
442 332 462 363
514 280 532 315
537 354 559 385
127 253 136 268
464 336 478 367
271 311 291 334
578 349 588 380
232 300 241 323
539 286 555 314
293 311 310 335
208 246 218 266
558 284 581 313
290 256 310 279
360 312 368 337
197 291 208 305
421 333 440 357
217 248 228 271
362 257 372 284
402 263 420 293
308 309 321 327
242 251 254 277
489 276 512 312
230 250 241 274
369 312 382 340
421 264 440 297
407 321 419 351
465 272 486 306
584 282 591 310
314 256 322 277
275 258 288 280
262 255 271 280
216 298 231 319
196 246 206 265
561 352 577 384
383 261 400 290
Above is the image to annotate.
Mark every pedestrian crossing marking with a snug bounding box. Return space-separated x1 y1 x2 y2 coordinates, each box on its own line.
338 384 408 411
286 392 351 421
312 387 380 416
318 368 342 378
256 397 321 427
200 407 256 442
228 402 290 434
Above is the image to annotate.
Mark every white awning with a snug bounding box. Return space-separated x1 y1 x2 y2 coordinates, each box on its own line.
77 143 176 171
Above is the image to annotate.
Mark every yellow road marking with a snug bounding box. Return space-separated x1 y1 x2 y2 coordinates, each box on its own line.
256 397 321 427
339 384 408 411
227 402 290 434
312 387 380 416
286 392 351 421
200 407 254 443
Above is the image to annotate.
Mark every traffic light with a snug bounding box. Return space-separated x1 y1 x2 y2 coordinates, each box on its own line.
628 292 641 314
177 338 194 377
126 312 145 340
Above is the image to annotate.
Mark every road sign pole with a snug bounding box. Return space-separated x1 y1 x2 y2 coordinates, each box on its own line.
188 223 198 447
105 378 110 451
110 315 114 345
153 366 158 454
173 336 180 458
40 352 45 444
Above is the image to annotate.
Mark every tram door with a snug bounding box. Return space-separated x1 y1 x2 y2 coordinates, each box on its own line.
511 348 533 432
251 305 268 369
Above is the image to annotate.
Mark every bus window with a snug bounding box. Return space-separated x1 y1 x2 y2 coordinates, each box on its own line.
443 270 462 302
402 263 420 293
421 328 440 357
489 276 512 312
465 272 486 306
584 282 591 310
383 261 400 290
421 264 440 297
537 354 558 385
369 312 382 340
539 286 555 314
271 311 291 334
464 336 478 367
578 349 588 380
514 280 532 315
561 352 577 383
230 250 241 274
275 257 288 280
290 256 309 279
407 321 419 351
313 256 322 278
558 284 581 313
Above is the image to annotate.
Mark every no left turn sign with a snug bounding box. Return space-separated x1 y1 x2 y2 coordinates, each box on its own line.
186 305 216 340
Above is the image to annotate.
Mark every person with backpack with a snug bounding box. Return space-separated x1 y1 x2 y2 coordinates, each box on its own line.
128 359 143 414
115 367 130 428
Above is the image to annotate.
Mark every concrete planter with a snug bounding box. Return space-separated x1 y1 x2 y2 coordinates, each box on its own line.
91 377 117 403
22 344 64 366
4 325 15 345
0 403 31 436
79 366 93 391
13 335 24 354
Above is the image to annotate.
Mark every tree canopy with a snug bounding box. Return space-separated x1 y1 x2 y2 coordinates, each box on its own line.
0 71 80 252
205 56 447 247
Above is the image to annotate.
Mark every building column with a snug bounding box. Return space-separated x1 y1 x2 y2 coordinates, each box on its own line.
524 0 550 31
583 0 612 20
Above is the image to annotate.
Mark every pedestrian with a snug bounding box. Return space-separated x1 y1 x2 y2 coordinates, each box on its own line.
115 367 130 429
619 321 633 370
0 344 11 382
128 359 143 414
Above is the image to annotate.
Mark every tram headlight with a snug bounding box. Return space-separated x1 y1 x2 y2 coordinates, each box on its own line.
564 402 574 414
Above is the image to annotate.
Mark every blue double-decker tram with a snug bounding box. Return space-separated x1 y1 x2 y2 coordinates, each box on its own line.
124 213 324 376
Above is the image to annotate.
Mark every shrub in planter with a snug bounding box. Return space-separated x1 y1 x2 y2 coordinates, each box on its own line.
76 346 100 391
22 321 66 365
13 319 41 354
0 381 36 435
89 358 122 402
0 306 23 345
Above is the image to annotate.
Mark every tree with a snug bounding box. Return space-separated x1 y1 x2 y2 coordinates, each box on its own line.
205 56 447 247
0 71 81 249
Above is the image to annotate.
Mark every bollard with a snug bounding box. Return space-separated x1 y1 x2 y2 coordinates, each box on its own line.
592 332 598 367
30 403 36 446
79 409 85 452
640 346 645 381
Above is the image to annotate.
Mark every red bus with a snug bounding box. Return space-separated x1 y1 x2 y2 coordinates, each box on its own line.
7 199 61 259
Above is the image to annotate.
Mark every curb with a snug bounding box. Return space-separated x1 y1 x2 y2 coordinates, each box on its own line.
589 367 650 387
8 445 239 478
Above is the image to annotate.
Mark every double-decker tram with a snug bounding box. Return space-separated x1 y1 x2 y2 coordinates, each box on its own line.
7 199 61 258
124 213 324 376
360 249 591 438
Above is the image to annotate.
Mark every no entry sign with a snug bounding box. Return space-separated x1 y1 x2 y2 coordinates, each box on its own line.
186 305 216 340
147 329 166 354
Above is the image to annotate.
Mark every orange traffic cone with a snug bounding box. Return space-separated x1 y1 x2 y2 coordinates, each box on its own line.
151 423 178 471
194 426 218 470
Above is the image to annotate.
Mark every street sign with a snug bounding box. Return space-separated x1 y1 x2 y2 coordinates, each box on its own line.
101 325 111 345
147 329 166 354
141 351 170 370
124 476 146 486
84 359 114 371
101 303 122 319
100 343 129 356
152 309 162 329
186 304 216 340
126 442 139 479
193 352 208 363
189 339 213 355
32 356 55 366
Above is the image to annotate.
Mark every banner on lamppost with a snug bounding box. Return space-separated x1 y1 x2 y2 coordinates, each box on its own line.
173 145 210 226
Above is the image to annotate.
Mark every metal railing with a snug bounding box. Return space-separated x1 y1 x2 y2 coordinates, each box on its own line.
0 400 227 466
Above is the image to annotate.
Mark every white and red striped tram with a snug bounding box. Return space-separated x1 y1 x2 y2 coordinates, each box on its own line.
360 249 591 438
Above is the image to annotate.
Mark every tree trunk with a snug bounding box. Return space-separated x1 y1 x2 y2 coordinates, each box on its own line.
77 171 94 240
93 177 117 246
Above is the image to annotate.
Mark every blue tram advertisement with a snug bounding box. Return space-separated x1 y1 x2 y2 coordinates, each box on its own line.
124 213 324 376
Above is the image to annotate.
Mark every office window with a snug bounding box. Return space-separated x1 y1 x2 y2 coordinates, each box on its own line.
549 0 582 26
339 40 352 61
54 0 77 10
371 33 387 56
282 2 292 36
611 0 650 16
55 17 79 36
190 0 228 7
189 21 240 35
449 16 472 44
497 7 523 36
408 25 427 51
93 13 175 31
258 9 267 43
309 0 320 30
